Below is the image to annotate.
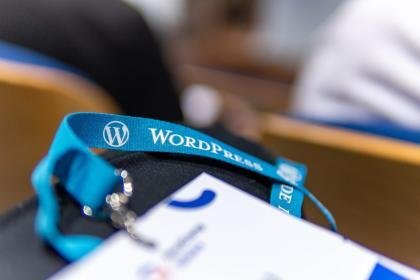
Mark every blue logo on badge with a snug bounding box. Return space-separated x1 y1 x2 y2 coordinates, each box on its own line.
168 189 216 209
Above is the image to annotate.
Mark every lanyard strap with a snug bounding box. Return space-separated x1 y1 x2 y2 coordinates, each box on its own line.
32 112 336 261
270 158 306 218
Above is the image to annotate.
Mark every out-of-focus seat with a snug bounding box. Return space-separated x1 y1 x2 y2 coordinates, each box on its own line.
260 113 420 268
0 43 119 212
293 115 420 144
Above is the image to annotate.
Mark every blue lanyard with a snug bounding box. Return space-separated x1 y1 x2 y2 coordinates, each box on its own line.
270 158 306 218
32 112 337 261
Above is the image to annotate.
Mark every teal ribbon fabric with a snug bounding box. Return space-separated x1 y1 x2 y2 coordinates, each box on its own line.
270 158 306 218
32 112 336 261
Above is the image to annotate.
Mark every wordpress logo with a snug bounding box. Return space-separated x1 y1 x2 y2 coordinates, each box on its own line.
103 121 129 147
276 163 302 185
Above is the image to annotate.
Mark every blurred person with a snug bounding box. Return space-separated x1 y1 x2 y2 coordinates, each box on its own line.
251 0 343 67
0 0 183 121
292 0 420 138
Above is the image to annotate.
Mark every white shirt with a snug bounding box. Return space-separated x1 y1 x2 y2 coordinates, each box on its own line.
292 0 420 129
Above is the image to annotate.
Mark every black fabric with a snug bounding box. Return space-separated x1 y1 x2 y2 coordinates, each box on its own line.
0 127 275 279
0 0 183 121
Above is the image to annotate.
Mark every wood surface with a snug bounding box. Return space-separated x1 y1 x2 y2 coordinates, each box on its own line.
260 114 420 268
0 59 119 212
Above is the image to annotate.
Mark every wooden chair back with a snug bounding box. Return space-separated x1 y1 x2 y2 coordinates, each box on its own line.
0 60 119 212
260 114 420 267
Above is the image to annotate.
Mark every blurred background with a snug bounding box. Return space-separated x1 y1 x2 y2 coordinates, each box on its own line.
0 0 419 268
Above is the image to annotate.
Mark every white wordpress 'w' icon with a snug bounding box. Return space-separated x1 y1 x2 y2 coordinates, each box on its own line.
103 121 129 147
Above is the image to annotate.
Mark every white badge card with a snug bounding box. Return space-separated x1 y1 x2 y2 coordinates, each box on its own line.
51 173 418 280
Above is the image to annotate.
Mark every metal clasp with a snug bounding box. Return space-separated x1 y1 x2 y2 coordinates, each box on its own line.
83 169 156 249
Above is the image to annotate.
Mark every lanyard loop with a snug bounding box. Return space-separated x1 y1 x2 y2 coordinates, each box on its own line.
32 112 337 261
